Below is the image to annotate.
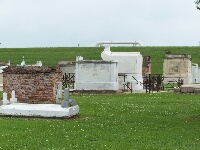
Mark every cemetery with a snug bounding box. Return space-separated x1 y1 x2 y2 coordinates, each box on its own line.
0 46 199 149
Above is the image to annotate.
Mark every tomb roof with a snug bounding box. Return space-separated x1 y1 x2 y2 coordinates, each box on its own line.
3 66 61 74
76 60 118 63
58 61 75 65
164 54 191 59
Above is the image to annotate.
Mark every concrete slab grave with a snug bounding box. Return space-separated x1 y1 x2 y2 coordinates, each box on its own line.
0 88 79 118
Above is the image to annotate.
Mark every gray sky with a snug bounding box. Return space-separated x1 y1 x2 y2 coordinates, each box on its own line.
0 0 200 48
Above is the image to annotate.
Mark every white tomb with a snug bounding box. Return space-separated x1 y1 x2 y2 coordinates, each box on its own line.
191 63 200 84
75 56 119 91
0 89 79 118
0 104 79 118
101 46 143 90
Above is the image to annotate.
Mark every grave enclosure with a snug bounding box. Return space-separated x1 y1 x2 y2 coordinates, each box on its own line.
3 66 62 103
75 56 119 91
101 46 143 91
163 54 192 84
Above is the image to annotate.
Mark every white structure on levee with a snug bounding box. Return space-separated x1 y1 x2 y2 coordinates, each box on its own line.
101 46 143 91
18 56 42 67
96 41 142 47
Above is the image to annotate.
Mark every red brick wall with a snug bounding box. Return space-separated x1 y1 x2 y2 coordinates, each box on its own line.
3 67 62 103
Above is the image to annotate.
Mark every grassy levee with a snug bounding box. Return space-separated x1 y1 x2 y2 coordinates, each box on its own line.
0 93 200 149
0 47 200 149
0 46 200 74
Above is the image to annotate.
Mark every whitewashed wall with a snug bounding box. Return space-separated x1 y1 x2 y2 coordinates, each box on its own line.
0 66 8 91
192 63 200 83
101 46 143 90
75 59 118 91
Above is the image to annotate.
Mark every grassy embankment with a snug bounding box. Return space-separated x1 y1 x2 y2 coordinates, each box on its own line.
0 46 200 74
0 93 199 149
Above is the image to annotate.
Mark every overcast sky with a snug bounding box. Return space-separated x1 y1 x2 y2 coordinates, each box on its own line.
0 0 200 48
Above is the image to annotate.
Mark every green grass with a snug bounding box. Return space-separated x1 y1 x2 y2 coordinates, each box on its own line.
0 46 200 74
0 47 200 149
0 93 200 149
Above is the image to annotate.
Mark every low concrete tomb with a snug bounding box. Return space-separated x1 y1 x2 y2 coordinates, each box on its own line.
75 56 119 91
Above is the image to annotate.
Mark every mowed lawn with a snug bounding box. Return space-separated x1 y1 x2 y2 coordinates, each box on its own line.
0 93 199 149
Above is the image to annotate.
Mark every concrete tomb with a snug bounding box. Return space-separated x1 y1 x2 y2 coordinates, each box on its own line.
75 56 119 91
163 54 192 84
191 63 200 84
101 46 143 91
3 66 62 103
57 61 75 75
0 88 79 118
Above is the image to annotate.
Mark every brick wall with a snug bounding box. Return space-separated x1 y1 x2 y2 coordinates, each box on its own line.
3 66 62 103
142 56 151 77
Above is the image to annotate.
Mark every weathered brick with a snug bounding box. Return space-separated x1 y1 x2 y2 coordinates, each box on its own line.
3 66 62 103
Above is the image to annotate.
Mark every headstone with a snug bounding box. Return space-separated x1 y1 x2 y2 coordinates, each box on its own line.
3 92 9 104
61 88 76 108
61 88 70 108
20 56 26 66
64 88 69 101
10 90 17 103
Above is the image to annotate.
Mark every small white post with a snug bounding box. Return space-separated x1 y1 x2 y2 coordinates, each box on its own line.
3 92 9 104
10 90 17 103
56 82 62 103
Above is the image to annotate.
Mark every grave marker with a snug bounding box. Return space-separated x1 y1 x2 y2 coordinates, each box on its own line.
10 90 17 103
3 92 9 104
